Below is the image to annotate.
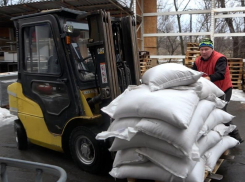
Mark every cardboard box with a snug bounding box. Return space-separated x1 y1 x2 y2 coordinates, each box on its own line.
4 52 17 62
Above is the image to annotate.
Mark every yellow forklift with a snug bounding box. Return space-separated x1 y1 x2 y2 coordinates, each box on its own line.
7 8 140 174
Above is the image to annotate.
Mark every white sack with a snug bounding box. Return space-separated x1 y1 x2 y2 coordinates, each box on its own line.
136 148 196 178
198 77 224 99
197 109 234 139
109 132 190 158
170 82 203 98
110 162 179 182
96 118 140 141
113 148 148 168
205 136 239 171
135 100 215 159
171 77 224 100
184 158 206 182
198 130 222 157
142 63 202 91
101 85 139 117
110 160 206 182
113 84 200 129
213 124 236 136
206 94 227 109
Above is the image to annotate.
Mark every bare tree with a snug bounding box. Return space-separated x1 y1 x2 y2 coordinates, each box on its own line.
173 0 191 64
0 0 9 6
157 1 183 62
218 0 239 57
240 0 245 58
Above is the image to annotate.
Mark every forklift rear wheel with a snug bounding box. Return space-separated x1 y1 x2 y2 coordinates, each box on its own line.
69 126 110 174
14 121 28 150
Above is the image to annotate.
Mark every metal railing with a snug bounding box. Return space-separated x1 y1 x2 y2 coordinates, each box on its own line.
0 157 67 182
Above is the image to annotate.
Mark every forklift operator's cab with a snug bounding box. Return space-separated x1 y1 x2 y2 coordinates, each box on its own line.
7 8 140 174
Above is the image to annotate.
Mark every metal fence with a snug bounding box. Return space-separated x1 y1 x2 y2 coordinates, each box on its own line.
0 157 67 182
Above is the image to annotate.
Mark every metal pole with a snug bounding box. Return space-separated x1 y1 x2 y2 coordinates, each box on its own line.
134 0 136 22
211 0 215 47
141 0 144 50
190 14 192 42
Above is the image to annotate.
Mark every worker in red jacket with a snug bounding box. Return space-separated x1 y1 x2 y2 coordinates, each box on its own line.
193 38 243 143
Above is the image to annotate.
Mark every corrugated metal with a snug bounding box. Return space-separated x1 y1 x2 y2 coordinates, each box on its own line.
0 0 133 26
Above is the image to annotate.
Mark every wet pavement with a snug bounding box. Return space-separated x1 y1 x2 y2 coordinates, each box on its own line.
0 123 126 182
212 101 245 182
0 101 244 182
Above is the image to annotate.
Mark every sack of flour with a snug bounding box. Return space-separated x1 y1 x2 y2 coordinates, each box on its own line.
113 148 148 167
101 85 139 117
113 84 199 129
96 118 140 141
136 148 196 178
142 63 202 91
110 162 178 182
135 100 215 159
109 132 194 159
198 130 222 157
205 136 239 171
197 109 234 139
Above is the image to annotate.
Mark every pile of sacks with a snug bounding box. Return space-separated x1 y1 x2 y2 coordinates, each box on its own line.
96 63 240 182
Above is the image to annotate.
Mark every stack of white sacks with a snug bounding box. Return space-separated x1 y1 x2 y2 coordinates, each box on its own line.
96 63 240 182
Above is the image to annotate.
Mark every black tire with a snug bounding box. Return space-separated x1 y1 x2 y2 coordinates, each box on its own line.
69 126 112 174
14 120 28 150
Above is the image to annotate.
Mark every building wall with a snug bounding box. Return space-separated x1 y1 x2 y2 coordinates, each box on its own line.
136 0 157 55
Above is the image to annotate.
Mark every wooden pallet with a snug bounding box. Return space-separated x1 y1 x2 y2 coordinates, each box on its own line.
228 62 243 67
230 70 243 74
229 67 243 71
227 58 243 63
139 51 150 59
243 73 245 92
185 51 200 56
230 74 242 79
232 81 242 89
187 47 199 51
187 42 199 47
184 42 200 68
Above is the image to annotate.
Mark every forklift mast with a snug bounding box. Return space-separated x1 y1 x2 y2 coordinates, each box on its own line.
82 10 141 104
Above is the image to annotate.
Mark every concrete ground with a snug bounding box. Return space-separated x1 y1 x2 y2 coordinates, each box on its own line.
212 101 245 182
0 101 244 182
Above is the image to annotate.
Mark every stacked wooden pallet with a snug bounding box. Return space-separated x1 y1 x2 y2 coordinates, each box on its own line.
184 42 200 68
228 58 243 90
139 51 152 75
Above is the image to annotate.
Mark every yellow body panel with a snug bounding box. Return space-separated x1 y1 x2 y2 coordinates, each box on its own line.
80 89 100 116
8 82 62 151
8 83 102 152
8 82 43 117
18 113 63 152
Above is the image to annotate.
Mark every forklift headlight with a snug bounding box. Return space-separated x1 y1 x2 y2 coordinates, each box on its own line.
64 24 74 33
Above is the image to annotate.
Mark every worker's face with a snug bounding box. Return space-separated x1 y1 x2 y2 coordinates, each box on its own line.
200 46 213 60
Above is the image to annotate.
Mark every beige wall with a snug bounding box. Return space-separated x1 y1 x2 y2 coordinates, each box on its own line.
136 0 157 55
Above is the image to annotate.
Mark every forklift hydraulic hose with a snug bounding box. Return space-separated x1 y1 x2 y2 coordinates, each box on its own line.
88 94 102 107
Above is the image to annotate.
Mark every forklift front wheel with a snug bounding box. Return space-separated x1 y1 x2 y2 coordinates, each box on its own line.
69 126 108 174
14 121 28 150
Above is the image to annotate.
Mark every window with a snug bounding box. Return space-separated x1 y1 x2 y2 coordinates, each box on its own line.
32 81 70 115
23 24 60 74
